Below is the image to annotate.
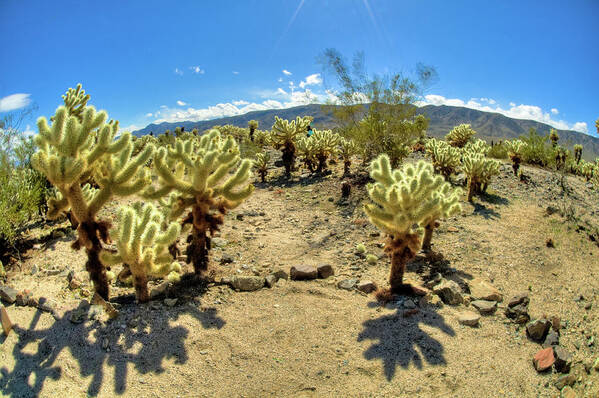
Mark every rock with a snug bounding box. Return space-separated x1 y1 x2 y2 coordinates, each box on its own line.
26 296 39 307
468 278 502 302
1 306 13 335
507 292 529 308
403 299 416 310
265 274 277 288
69 306 89 324
164 298 177 307
458 311 480 327
317 264 334 279
230 275 265 291
91 293 119 320
212 237 228 247
290 265 318 280
15 290 32 306
471 300 497 315
554 373 576 389
424 273 443 289
30 265 39 275
421 294 444 308
533 347 555 372
542 330 560 348
433 280 463 305
272 269 288 280
356 280 377 294
0 286 18 304
505 303 530 324
560 386 576 398
220 253 235 264
554 347 572 373
69 278 81 290
527 319 552 342
37 297 57 314
551 316 561 332
337 279 357 291
446 226 459 233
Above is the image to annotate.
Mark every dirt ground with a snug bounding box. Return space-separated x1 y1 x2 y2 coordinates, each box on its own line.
1 153 598 398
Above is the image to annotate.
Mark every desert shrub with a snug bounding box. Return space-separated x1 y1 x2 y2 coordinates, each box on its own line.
487 142 508 159
520 128 553 167
310 129 340 172
460 149 500 202
573 144 583 164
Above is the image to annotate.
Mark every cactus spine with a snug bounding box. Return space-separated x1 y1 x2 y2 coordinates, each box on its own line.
32 85 154 299
144 129 254 274
364 156 459 298
100 203 182 302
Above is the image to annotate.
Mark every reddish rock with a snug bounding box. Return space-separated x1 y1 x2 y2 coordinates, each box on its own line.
533 347 555 372
290 265 318 280
402 309 419 317
1 306 12 336
316 264 334 279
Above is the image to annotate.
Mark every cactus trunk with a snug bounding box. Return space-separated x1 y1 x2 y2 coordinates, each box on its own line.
187 227 209 274
421 221 437 252
259 170 266 183
133 273 150 303
343 160 351 176
316 154 327 173
79 221 110 300
282 143 295 177
467 177 476 202
385 234 420 293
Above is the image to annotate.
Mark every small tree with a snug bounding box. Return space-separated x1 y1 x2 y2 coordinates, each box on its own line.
446 124 476 148
364 156 456 299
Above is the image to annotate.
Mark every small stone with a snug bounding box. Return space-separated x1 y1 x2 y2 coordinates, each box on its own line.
265 275 277 288
37 297 57 314
290 265 318 280
447 226 459 232
505 303 530 324
15 290 32 306
1 306 13 335
30 265 39 275
26 296 39 307
164 298 177 307
424 273 442 289
150 281 169 299
272 269 288 280
533 347 555 372
69 278 81 290
551 316 561 332
220 253 235 264
560 386 576 398
356 280 377 294
458 311 480 327
468 278 502 302
527 319 552 342
554 373 576 389
471 300 497 315
211 237 228 247
507 292 529 308
230 275 265 292
317 264 334 279
403 299 416 309
0 286 18 304
337 279 357 291
542 330 560 348
553 347 572 373
433 280 463 305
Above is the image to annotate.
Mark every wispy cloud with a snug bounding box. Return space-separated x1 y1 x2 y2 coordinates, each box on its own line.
145 113 153 117
232 100 249 106
282 69 292 76
277 88 287 95
174 68 184 76
0 93 31 112
232 71 239 75
299 73 322 89
176 100 187 106
278 77 283 83
419 94 588 133
190 66 205 74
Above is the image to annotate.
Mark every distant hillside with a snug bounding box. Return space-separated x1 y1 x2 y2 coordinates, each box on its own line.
132 104 599 160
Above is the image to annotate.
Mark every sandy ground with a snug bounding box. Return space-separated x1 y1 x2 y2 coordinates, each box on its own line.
1 154 598 398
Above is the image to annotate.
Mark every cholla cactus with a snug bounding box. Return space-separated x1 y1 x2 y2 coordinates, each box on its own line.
549 129 559 148
364 156 459 298
296 136 317 172
446 124 476 148
420 183 461 252
253 129 271 148
100 203 182 302
555 146 567 170
579 160 595 181
461 152 500 201
254 152 270 182
504 139 528 176
574 144 583 164
31 85 154 299
339 138 358 175
50 84 90 122
311 129 340 172
425 138 461 179
144 129 254 274
464 138 491 155
248 120 259 142
46 183 97 227
271 116 312 176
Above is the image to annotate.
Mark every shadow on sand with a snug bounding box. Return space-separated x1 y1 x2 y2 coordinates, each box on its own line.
0 279 225 397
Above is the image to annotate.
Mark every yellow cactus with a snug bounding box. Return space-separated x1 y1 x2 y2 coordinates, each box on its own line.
446 124 476 148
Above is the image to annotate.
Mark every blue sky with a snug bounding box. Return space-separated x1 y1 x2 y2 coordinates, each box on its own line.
1 0 598 135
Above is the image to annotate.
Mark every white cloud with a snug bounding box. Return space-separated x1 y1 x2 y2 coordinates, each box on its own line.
299 73 322 89
0 93 31 112
419 94 588 133
190 66 205 74
176 100 187 106
551 108 559 115
282 69 292 76
174 68 184 76
232 71 239 75
22 124 35 138
232 100 249 106
277 88 287 95
145 113 153 117
121 124 142 133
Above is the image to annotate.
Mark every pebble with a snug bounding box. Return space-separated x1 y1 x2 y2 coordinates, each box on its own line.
457 311 480 327
356 280 377 294
507 292 529 308
272 269 289 280
468 278 503 302
471 300 497 315
560 386 576 398
527 319 552 342
533 347 555 372
553 346 572 373
554 373 576 389
317 264 334 279
337 279 357 291
0 286 18 304
433 280 463 305
230 275 265 291
264 275 277 288
164 298 178 307
542 330 560 348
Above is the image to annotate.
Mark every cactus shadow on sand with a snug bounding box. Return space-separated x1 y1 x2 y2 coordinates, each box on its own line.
0 291 225 397
358 301 455 381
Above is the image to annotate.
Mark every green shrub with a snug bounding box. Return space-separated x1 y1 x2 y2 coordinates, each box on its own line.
520 128 553 167
487 142 508 159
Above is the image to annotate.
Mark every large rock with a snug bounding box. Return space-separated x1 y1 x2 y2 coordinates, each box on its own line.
433 280 463 305
553 346 572 373
554 373 576 389
527 319 552 342
507 292 529 308
468 278 502 302
356 280 377 294
317 264 334 279
0 286 18 304
533 347 555 372
230 276 265 292
458 311 480 327
471 300 497 315
290 265 318 280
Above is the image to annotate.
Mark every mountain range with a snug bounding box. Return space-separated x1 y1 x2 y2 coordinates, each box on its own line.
132 104 599 160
